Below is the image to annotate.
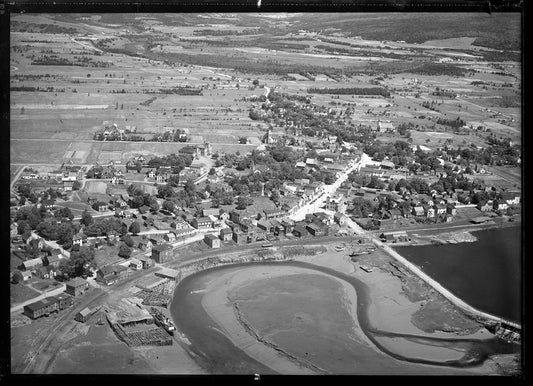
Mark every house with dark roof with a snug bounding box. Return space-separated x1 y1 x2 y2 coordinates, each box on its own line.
232 229 247 245
20 257 43 271
72 232 88 246
137 239 153 252
96 265 128 285
24 297 59 319
435 204 447 216
306 222 328 237
35 265 57 279
293 224 309 238
477 201 493 212
204 234 221 249
412 206 425 217
42 253 62 268
501 192 520 206
493 200 508 211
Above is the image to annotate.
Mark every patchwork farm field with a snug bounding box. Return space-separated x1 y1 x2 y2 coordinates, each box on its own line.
10 13 520 170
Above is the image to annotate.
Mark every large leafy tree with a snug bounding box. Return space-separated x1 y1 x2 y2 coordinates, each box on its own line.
118 244 132 258
129 221 141 235
158 184 175 199
80 209 93 226
59 246 96 278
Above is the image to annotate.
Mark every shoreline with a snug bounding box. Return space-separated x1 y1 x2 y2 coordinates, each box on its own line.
191 247 515 374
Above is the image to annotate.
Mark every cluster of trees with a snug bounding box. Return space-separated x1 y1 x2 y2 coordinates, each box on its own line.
151 129 188 143
59 245 96 279
31 55 111 68
127 184 160 211
83 216 127 238
15 204 77 248
158 87 202 95
410 62 467 77
432 87 457 98
11 86 65 93
363 140 413 164
249 91 382 149
307 87 390 98
147 153 193 174
156 178 199 209
396 122 414 137
436 116 467 129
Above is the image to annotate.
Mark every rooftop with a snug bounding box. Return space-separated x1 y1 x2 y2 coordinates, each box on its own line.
66 277 87 288
155 267 180 279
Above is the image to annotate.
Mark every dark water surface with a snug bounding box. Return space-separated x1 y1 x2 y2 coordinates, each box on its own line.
395 226 522 322
170 261 519 374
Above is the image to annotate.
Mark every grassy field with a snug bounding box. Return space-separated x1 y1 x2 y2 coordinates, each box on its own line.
10 283 41 306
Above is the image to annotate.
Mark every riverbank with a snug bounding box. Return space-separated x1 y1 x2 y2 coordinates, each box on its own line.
190 244 520 375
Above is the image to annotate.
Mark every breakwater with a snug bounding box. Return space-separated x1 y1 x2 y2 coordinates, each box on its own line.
395 226 521 327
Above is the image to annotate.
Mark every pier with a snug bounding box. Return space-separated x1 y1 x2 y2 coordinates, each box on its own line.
344 217 521 340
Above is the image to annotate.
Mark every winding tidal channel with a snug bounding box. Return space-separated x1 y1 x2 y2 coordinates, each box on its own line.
170 261 518 375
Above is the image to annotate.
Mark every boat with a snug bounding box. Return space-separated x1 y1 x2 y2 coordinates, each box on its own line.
150 307 176 334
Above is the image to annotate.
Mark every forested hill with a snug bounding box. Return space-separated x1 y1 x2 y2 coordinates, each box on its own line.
289 13 521 51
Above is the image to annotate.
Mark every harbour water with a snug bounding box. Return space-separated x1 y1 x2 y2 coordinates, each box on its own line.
395 226 522 323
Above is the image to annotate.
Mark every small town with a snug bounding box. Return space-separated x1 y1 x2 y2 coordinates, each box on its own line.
8 9 522 377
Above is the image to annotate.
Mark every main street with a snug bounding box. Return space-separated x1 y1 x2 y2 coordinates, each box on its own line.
290 152 372 221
